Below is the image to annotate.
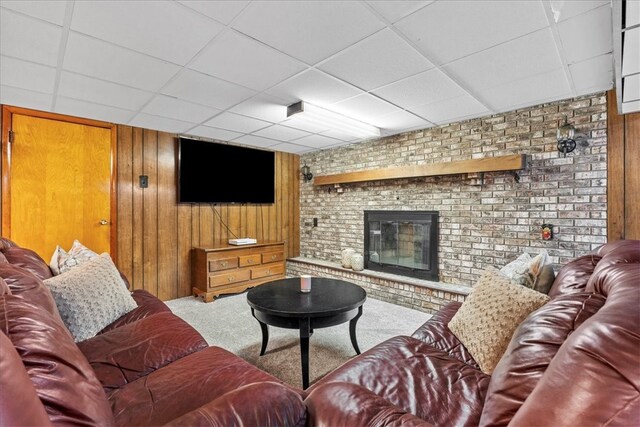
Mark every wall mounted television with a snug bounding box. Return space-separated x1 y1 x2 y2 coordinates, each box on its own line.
178 137 275 204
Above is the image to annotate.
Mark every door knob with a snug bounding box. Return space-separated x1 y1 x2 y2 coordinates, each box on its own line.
99 219 109 225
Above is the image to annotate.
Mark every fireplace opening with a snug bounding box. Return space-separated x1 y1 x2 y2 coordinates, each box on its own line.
364 210 439 281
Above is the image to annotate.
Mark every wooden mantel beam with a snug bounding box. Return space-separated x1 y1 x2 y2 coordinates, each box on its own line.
313 154 527 186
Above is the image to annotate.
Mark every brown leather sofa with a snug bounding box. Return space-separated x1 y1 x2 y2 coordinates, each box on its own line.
305 240 640 426
0 238 306 427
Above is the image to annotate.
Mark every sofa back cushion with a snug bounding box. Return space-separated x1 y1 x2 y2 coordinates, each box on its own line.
547 253 601 297
2 246 53 280
0 263 60 316
479 292 605 426
510 243 640 426
0 294 115 426
0 331 52 427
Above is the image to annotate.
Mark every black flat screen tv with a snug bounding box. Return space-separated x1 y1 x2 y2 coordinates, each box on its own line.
178 137 275 204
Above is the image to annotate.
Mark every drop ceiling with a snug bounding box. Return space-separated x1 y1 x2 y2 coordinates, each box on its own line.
0 0 615 154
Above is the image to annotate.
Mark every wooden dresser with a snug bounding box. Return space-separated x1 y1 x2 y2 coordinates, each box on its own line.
191 242 285 302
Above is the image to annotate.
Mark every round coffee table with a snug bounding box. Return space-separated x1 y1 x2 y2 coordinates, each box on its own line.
246 277 366 389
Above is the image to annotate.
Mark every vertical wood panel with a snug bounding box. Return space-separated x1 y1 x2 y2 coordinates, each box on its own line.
607 90 625 241
157 132 177 300
116 124 300 300
142 129 158 296
624 113 640 239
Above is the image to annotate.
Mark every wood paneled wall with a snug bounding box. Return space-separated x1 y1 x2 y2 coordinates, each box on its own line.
115 125 300 301
607 90 640 240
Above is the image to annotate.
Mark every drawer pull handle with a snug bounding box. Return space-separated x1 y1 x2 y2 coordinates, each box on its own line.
271 255 276 260
221 262 227 267
248 259 253 263
228 276 234 282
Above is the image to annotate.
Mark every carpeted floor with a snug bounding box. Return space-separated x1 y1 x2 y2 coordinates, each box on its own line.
166 292 431 389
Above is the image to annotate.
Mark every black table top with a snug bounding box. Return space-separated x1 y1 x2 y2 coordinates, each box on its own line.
247 277 366 318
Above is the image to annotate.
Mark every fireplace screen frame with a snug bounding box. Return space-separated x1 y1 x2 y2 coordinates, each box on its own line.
364 210 439 281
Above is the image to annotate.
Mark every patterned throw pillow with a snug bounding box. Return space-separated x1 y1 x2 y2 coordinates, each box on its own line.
50 240 98 275
500 250 555 294
43 253 137 342
448 268 550 374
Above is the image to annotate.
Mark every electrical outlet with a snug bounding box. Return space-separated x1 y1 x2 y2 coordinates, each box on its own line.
139 175 149 188
313 218 318 227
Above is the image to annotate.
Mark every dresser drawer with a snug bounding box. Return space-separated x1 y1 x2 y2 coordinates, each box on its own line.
262 251 284 264
208 270 251 288
239 254 261 267
251 263 285 280
208 257 238 272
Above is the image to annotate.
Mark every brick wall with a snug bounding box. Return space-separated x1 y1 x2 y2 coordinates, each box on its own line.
298 93 607 289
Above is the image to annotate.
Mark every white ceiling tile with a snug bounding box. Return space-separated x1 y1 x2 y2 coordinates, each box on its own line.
232 1 385 64
318 29 433 91
229 94 290 123
162 69 256 109
395 0 548 65
622 27 639 76
63 32 180 91
71 1 224 65
444 29 563 90
410 95 491 125
372 110 433 132
0 56 56 93
232 134 281 148
569 54 614 93
1 1 67 25
365 1 434 24
477 68 572 112
557 5 612 65
627 0 640 27
190 30 306 91
266 69 362 107
55 97 135 124
205 112 272 133
280 115 331 134
622 100 640 114
0 9 61 66
292 134 343 149
254 125 310 141
268 142 315 154
142 95 221 124
551 0 610 23
372 68 466 109
330 94 400 123
129 113 196 134
188 125 243 141
0 85 52 111
58 72 153 110
177 1 249 25
623 74 640 103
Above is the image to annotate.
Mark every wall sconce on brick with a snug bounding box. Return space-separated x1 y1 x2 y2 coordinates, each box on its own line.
301 162 313 182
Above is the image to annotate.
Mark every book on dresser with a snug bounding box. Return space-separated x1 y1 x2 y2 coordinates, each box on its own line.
191 242 285 303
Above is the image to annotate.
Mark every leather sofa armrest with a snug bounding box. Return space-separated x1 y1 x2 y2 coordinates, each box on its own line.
306 382 435 427
163 382 306 427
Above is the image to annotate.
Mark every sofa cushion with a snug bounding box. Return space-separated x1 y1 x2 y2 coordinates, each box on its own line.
479 292 606 426
109 345 296 426
548 253 601 297
500 250 555 294
0 263 60 316
308 335 490 427
77 312 208 393
50 239 98 275
43 253 137 342
411 301 479 369
448 268 549 374
0 331 52 427
510 261 640 426
98 289 171 334
2 246 53 280
0 295 115 426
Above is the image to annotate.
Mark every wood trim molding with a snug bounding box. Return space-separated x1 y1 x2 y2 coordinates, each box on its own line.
313 154 527 186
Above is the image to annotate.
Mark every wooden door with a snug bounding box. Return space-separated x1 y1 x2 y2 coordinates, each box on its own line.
1 106 116 260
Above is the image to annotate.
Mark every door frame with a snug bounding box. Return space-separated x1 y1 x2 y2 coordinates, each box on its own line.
1 105 118 257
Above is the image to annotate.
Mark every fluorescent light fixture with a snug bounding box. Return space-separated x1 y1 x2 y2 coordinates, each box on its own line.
286 101 381 139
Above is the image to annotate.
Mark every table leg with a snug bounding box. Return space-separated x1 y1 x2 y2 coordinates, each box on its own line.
349 305 363 355
299 317 311 389
251 308 269 356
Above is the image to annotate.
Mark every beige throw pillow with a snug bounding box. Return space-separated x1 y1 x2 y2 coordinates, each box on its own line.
448 268 550 374
50 240 98 276
500 250 555 294
43 253 137 342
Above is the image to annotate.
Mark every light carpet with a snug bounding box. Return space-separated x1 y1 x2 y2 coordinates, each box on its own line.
166 292 431 389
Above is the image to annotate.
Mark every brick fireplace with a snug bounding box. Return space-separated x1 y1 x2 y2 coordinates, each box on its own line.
290 92 607 313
